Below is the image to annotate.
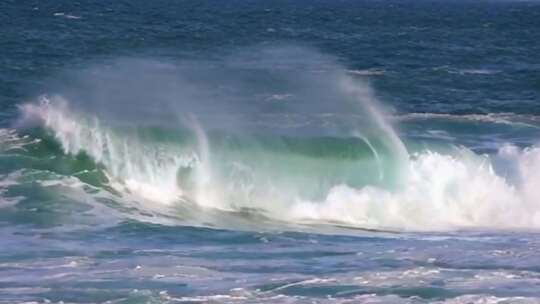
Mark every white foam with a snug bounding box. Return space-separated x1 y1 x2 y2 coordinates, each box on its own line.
433 66 501 76
458 69 501 75
291 146 540 231
0 171 25 208
53 12 82 19
0 128 40 152
347 69 385 76
440 295 538 304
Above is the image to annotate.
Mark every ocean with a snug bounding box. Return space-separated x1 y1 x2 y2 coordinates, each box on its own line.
2 0 540 303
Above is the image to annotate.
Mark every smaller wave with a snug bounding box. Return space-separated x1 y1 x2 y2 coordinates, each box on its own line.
433 66 501 75
101 290 540 304
393 112 540 128
265 93 293 101
53 12 82 19
0 171 24 209
458 69 501 75
347 68 385 76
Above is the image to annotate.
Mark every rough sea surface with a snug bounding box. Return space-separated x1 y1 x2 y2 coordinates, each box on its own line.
2 0 540 303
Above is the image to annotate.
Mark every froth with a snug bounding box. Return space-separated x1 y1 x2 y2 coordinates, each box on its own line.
291 147 540 231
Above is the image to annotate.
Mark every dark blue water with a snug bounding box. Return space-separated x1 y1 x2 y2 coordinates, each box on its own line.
2 0 540 303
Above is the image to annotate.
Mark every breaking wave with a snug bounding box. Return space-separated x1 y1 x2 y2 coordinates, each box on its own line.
15 99 540 232
11 48 540 232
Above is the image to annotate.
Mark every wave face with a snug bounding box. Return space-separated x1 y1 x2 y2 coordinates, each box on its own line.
12 48 540 232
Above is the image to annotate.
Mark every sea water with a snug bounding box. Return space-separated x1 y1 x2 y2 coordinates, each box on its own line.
1 0 540 303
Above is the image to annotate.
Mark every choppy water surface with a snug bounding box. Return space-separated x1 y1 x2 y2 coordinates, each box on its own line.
2 0 540 303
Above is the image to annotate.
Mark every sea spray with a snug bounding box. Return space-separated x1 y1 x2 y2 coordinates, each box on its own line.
16 47 540 231
17 96 540 231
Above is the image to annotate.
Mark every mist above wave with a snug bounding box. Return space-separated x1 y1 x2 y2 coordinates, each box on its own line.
14 46 540 232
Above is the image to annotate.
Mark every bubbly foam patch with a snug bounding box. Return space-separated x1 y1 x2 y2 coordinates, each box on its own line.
0 128 41 152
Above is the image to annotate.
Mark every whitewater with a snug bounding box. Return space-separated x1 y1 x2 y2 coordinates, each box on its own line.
13 52 540 232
